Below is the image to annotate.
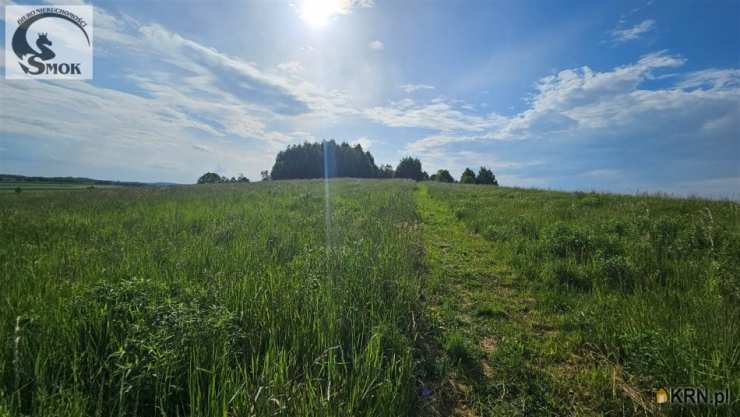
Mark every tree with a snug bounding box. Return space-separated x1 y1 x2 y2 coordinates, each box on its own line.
260 170 270 181
434 169 455 183
237 174 250 183
378 164 395 178
270 141 379 180
197 172 223 184
476 166 498 185
460 168 476 184
395 157 424 181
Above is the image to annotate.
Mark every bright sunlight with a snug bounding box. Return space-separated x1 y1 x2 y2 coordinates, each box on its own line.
299 0 352 28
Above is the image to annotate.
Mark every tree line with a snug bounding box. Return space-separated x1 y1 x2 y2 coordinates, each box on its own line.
197 141 498 186
196 173 250 184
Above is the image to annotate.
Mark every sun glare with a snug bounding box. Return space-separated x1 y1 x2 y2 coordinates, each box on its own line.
300 0 348 28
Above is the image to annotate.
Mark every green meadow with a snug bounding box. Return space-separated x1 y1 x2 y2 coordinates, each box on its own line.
1 180 738 416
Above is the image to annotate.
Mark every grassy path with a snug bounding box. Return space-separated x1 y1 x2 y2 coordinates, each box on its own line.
414 184 618 416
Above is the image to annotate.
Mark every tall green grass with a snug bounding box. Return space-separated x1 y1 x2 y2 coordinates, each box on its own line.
428 184 740 411
0 179 423 417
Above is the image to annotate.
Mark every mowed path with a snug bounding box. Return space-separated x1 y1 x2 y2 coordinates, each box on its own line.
413 185 638 417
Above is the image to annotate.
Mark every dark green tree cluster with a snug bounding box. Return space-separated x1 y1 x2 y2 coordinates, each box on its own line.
197 172 250 184
459 166 498 185
270 141 379 180
430 169 455 183
198 141 501 186
394 157 426 181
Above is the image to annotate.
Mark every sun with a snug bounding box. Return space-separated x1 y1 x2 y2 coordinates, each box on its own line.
299 0 349 28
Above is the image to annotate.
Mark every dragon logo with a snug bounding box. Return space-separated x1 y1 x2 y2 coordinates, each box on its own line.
7 6 92 78
16 32 57 74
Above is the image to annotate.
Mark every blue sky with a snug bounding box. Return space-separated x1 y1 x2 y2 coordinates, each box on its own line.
1 0 738 197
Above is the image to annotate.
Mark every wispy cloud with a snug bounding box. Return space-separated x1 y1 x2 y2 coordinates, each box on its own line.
396 50 739 195
404 51 738 150
0 4 362 181
277 61 305 76
611 19 656 43
399 84 435 93
365 97 506 132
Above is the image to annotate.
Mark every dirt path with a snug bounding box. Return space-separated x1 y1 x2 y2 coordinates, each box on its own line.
414 184 596 416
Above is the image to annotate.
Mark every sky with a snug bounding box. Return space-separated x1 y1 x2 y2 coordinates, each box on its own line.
0 0 738 197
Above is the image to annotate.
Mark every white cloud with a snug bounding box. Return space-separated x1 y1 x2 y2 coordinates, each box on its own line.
0 79 268 182
403 146 542 183
352 136 372 149
676 69 740 91
406 134 479 152
365 97 506 132
399 84 435 93
369 40 384 50
277 61 305 75
611 19 656 43
404 51 739 152
0 5 363 181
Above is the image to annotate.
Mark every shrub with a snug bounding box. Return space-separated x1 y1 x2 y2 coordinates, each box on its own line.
544 222 593 261
197 172 224 184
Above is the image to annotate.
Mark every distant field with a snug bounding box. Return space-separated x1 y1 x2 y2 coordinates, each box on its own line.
0 182 121 191
1 180 738 416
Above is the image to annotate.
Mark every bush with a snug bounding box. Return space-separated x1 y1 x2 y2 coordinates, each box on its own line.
197 172 224 184
544 222 593 261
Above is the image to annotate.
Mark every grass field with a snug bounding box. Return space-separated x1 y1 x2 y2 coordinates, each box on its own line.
1 180 738 416
419 184 739 416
